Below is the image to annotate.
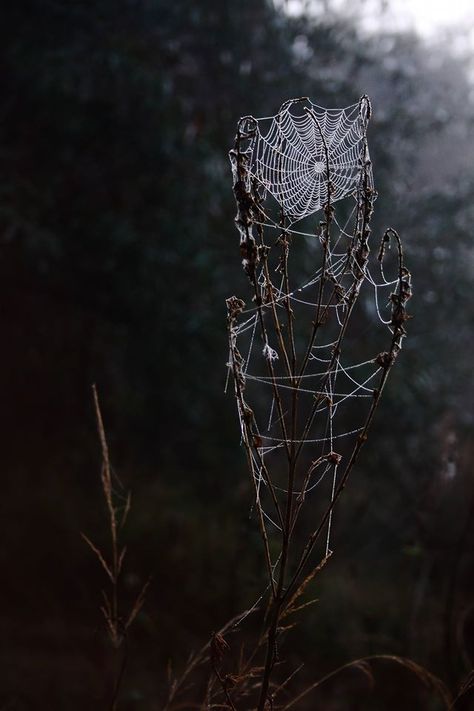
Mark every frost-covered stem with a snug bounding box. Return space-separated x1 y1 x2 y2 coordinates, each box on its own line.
251 274 292 462
257 521 293 711
258 230 292 379
279 216 297 374
283 229 411 603
227 299 277 599
232 124 292 463
294 164 374 466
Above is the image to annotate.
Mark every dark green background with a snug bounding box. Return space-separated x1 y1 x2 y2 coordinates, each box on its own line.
1 1 473 708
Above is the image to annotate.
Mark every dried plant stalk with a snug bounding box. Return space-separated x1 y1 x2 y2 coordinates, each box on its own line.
82 385 149 708
224 97 413 710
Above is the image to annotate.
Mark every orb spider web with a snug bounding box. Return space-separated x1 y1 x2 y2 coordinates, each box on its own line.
242 95 373 224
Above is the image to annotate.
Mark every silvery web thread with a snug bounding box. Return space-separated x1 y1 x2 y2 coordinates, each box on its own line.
332 211 399 326
251 101 371 225
227 100 391 621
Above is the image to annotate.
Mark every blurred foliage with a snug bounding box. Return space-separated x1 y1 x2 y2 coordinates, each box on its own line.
0 0 473 708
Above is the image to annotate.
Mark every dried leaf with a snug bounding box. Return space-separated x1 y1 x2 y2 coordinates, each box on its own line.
125 577 151 629
101 589 112 617
118 546 127 574
81 532 114 582
284 598 318 617
120 492 132 529
282 551 332 618
272 663 304 700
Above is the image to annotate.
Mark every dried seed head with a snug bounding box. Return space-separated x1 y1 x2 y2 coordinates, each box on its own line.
327 451 342 465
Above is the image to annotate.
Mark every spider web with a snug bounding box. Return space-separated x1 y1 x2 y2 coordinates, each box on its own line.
227 96 409 562
243 96 373 224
